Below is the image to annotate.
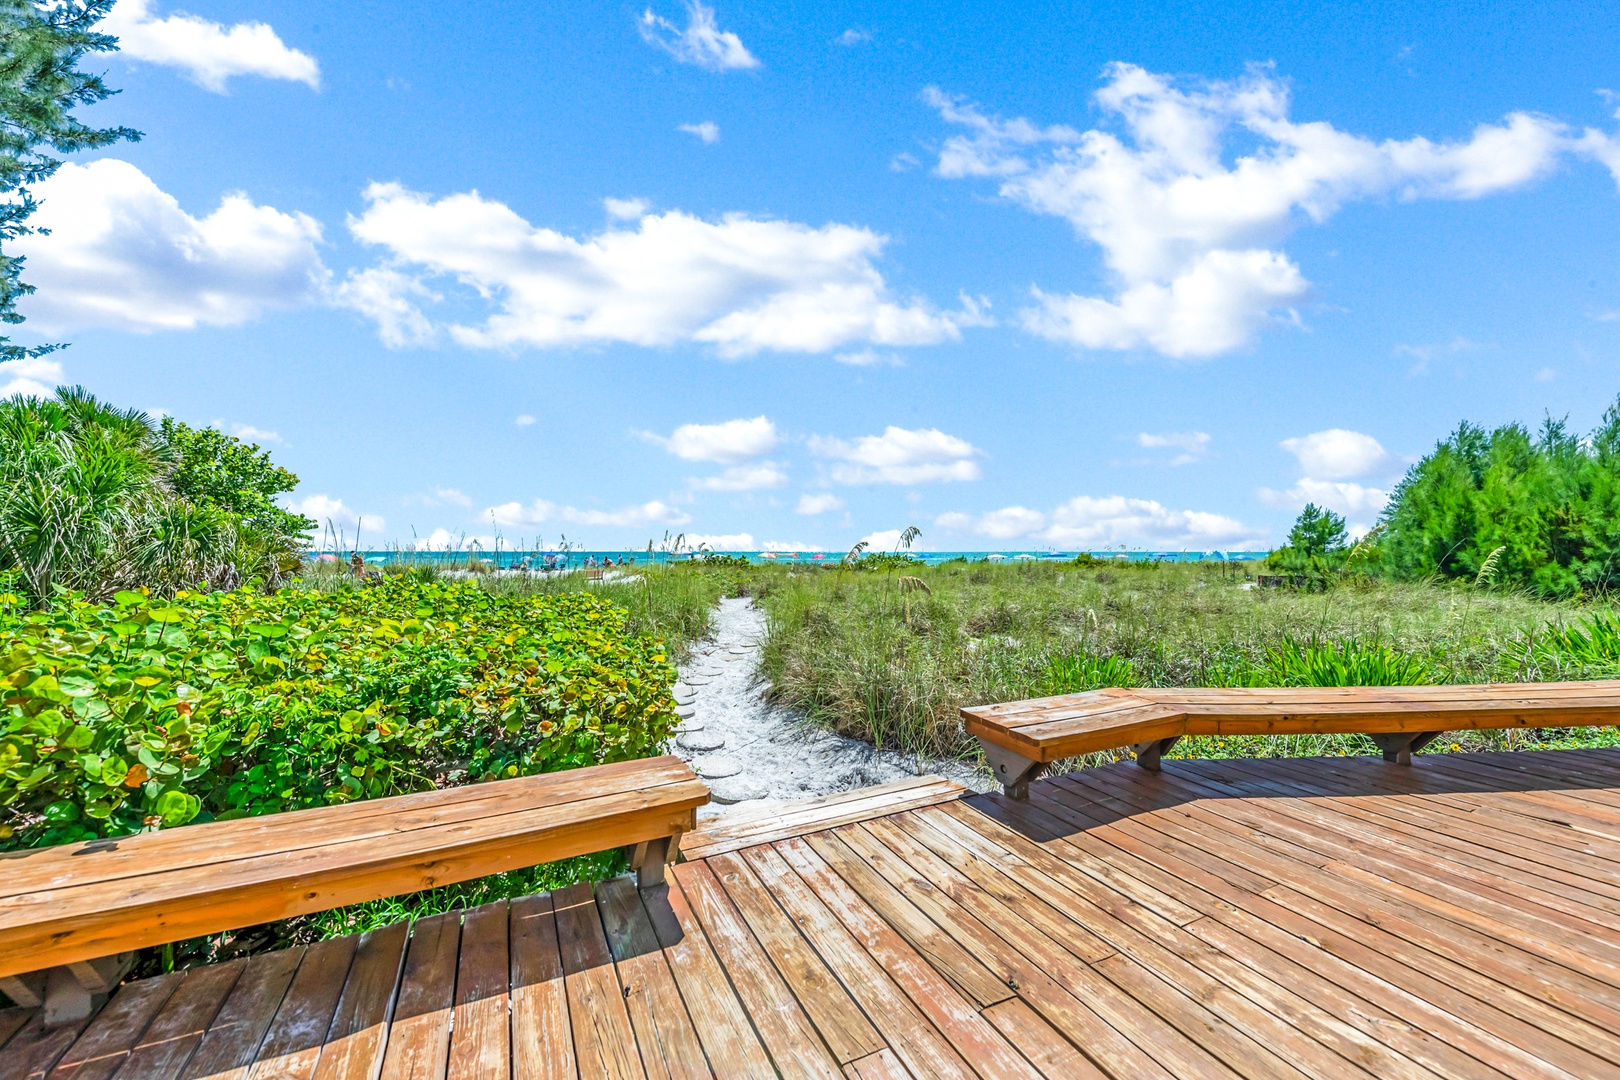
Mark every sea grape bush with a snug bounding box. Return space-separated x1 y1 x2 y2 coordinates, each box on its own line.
0 574 678 848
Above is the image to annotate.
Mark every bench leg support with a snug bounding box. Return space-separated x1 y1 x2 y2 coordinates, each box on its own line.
0 952 133 1027
629 835 681 889
1134 736 1181 773
977 737 1046 800
1370 731 1445 765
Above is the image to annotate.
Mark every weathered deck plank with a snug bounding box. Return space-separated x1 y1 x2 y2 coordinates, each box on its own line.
11 748 1620 1078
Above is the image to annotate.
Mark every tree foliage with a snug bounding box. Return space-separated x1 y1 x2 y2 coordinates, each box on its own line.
1287 503 1348 558
0 0 138 360
1377 400 1620 597
0 388 311 601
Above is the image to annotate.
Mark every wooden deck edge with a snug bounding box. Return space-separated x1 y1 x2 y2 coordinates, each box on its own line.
679 776 969 860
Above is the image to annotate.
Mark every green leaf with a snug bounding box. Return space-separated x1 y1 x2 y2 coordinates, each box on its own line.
114 591 147 608
153 790 200 828
43 800 79 823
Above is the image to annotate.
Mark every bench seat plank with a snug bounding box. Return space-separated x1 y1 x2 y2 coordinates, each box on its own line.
0 758 706 979
963 680 1620 765
0 757 699 901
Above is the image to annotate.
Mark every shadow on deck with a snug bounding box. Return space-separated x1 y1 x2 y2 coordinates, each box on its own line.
6 748 1620 1079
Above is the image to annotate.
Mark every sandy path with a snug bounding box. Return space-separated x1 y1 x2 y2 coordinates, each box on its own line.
671 596 991 819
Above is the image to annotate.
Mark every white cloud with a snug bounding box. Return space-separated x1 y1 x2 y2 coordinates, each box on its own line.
419 527 497 550
331 267 437 347
1137 430 1210 465
638 2 759 71
487 499 691 529
939 496 1263 548
836 29 870 46
1279 429 1391 479
290 495 384 538
690 463 787 491
761 539 817 551
928 65 1601 357
810 426 983 485
1021 250 1306 357
679 121 721 144
1261 427 1398 528
859 529 905 551
685 532 755 550
1265 478 1389 517
834 348 904 367
427 488 473 508
0 356 65 398
796 492 846 515
515 414 536 427
16 160 325 333
342 183 977 355
604 197 650 219
647 416 777 463
104 0 319 92
231 424 281 444
1044 496 1262 547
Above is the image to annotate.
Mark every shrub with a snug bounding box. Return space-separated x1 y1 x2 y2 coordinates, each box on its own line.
1377 401 1620 597
1040 650 1137 695
0 389 313 603
1519 611 1620 680
0 574 677 849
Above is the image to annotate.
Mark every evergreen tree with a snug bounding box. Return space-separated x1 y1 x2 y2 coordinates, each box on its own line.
0 1 138 361
1377 397 1620 597
1287 503 1348 557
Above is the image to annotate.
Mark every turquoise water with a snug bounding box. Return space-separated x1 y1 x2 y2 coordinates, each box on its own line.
323 548 1270 567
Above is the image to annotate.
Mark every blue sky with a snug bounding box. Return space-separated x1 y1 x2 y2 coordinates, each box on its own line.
7 0 1620 552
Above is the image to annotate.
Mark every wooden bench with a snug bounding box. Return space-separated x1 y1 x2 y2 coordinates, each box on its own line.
962 680 1620 798
0 755 706 1025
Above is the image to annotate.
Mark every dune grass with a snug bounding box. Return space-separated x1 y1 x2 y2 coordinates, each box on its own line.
752 559 1606 766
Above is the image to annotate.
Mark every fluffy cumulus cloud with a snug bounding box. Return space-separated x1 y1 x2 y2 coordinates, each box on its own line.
644 417 787 491
938 496 1264 549
341 183 981 355
1260 428 1400 528
690 463 788 491
420 528 498 550
811 426 983 485
487 499 691 529
647 416 777 462
1137 430 1210 465
290 495 384 537
684 532 755 550
638 2 759 71
104 0 319 92
1278 429 1392 480
928 65 1620 358
796 492 846 515
0 356 65 398
15 160 325 333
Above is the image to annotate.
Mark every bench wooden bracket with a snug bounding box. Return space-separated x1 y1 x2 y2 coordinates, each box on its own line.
1134 736 1181 772
0 952 133 1027
1369 731 1445 765
628 828 684 889
976 737 1046 800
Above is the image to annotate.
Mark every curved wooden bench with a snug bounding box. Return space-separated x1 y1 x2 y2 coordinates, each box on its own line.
962 681 1620 798
0 756 706 1024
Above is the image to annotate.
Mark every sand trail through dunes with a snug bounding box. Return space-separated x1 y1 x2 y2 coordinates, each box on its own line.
671 596 990 819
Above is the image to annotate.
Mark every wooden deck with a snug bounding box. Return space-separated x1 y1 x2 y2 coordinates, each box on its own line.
8 748 1620 1078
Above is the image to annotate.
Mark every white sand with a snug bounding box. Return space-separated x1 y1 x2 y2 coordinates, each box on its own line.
671 596 992 819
